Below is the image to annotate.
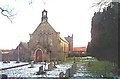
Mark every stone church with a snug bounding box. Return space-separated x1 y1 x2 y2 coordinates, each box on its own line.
28 9 73 62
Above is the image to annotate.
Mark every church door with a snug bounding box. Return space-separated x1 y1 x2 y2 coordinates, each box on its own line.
35 49 42 62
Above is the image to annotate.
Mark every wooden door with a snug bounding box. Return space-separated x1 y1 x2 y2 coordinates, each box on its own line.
35 49 42 62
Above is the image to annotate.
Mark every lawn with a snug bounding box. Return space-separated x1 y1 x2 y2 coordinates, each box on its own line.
63 57 116 77
86 60 116 77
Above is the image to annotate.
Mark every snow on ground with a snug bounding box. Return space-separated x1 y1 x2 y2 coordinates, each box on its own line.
74 65 91 77
0 61 73 77
1 64 42 77
0 61 28 69
0 61 92 78
45 64 72 77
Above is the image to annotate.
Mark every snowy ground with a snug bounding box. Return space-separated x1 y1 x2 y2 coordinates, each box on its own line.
0 61 73 77
0 61 28 69
73 62 92 77
0 61 92 78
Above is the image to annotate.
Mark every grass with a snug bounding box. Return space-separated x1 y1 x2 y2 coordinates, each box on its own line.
62 56 96 64
61 57 117 77
62 57 74 64
87 60 115 77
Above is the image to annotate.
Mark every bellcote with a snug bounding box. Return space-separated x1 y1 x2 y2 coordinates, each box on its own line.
41 9 48 22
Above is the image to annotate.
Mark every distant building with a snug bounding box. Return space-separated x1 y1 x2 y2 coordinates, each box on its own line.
73 47 86 54
28 9 69 62
0 49 11 62
12 42 29 61
65 34 73 53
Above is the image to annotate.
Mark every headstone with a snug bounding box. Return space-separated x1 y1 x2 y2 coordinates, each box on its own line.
48 63 53 71
36 66 44 75
53 60 57 65
66 63 77 78
70 66 74 77
39 66 43 73
70 65 73 76
36 66 46 75
59 72 64 79
58 60 61 64
73 57 76 63
77 57 79 62
55 60 58 65
28 61 34 68
1 74 8 79
53 61 57 68
72 63 77 74
57 60 59 64
31 61 34 67
65 68 71 77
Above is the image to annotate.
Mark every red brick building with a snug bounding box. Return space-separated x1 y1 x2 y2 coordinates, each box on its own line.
0 49 11 62
73 47 86 54
12 42 29 61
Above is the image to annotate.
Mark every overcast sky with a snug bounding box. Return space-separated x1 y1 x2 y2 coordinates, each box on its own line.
0 0 96 49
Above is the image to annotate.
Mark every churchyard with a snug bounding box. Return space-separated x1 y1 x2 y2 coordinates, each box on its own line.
0 56 118 79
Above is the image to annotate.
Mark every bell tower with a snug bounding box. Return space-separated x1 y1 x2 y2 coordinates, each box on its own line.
41 9 48 22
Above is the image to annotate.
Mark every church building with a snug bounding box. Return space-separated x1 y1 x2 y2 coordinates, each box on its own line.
28 10 71 62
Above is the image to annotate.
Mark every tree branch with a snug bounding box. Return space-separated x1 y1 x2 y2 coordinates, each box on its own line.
0 0 33 22
91 0 110 12
0 7 16 23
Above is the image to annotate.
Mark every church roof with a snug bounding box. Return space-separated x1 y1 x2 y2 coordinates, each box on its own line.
16 42 28 50
0 49 11 54
60 34 69 44
32 21 58 36
32 10 59 36
20 42 28 49
31 9 68 44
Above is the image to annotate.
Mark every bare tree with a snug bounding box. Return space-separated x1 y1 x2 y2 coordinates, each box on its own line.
0 0 33 22
91 0 111 12
0 7 16 22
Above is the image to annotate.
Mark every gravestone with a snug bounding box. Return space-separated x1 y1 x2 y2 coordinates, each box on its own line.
54 60 57 64
70 67 74 77
65 63 77 78
1 74 8 79
39 66 43 73
70 65 73 76
48 63 53 71
59 72 64 79
53 61 57 68
58 60 61 64
29 61 34 68
36 66 45 75
65 68 71 77
72 63 77 74
73 57 76 63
